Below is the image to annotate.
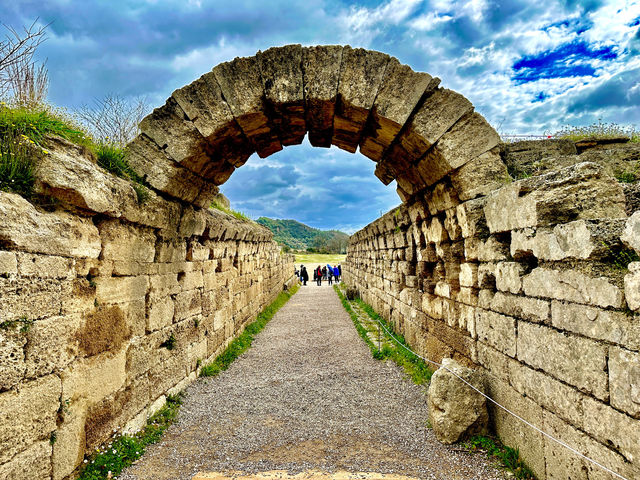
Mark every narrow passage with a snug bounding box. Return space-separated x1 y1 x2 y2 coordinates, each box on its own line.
120 284 506 480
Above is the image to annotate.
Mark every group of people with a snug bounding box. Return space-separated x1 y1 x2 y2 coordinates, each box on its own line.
295 264 341 286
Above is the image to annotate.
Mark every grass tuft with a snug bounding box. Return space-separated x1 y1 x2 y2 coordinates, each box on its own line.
464 435 536 479
0 131 37 197
210 199 251 222
77 393 184 480
200 284 299 377
553 121 639 143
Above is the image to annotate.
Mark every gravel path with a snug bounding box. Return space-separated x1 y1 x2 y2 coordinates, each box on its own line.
120 283 507 480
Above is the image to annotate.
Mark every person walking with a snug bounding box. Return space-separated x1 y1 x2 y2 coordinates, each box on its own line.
327 267 333 285
300 266 309 286
322 265 327 281
316 265 322 286
338 264 342 279
333 265 340 283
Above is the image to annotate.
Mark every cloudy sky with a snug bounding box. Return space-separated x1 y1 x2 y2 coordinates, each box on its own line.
2 0 639 232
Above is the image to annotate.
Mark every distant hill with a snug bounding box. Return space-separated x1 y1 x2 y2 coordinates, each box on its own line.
256 217 349 253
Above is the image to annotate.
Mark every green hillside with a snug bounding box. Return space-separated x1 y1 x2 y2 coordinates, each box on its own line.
256 217 349 253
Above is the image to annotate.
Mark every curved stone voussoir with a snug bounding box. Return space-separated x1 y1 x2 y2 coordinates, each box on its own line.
213 55 282 158
258 44 306 146
126 135 218 207
333 46 390 153
171 72 254 168
138 97 213 175
359 58 438 162
302 45 343 148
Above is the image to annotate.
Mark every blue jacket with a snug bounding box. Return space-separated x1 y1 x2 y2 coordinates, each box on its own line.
333 266 339 277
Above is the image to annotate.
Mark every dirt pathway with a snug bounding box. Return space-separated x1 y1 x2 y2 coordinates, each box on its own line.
120 283 506 480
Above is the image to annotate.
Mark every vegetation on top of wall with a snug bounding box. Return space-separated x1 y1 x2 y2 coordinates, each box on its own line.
210 198 251 222
94 142 150 204
77 392 184 480
553 121 639 143
200 284 300 377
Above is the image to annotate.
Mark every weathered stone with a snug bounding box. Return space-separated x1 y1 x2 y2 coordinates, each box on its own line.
485 291 549 323
0 326 26 391
450 148 507 201
456 198 488 239
0 374 60 464
551 300 640 349
0 192 101 258
495 262 524 294
609 346 640 418
459 263 478 288
16 253 75 279
147 295 175 332
427 358 488 444
172 72 253 168
333 46 390 152
302 45 343 147
625 262 640 311
0 250 17 275
510 219 625 261
52 398 87 480
99 220 156 263
360 58 435 161
258 44 306 146
125 135 220 202
24 314 81 378
0 277 62 321
179 206 208 237
517 322 609 400
622 211 640 255
484 162 626 233
523 267 623 308
95 275 149 304
475 309 516 357
213 54 282 157
62 349 127 404
0 440 52 480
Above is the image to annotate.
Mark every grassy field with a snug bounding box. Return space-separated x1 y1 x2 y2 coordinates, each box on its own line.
293 252 347 266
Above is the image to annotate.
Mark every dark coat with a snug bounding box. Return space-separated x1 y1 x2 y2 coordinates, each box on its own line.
301 267 309 281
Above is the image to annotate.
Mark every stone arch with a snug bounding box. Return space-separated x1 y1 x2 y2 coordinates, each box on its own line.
124 44 507 209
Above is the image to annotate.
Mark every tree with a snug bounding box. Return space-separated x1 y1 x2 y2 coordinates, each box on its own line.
0 19 49 102
75 94 149 147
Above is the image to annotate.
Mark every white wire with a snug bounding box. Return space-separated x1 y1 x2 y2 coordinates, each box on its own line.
367 310 630 480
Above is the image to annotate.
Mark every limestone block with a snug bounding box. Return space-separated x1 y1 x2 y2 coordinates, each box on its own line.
391 88 473 166
609 346 640 417
95 275 149 304
509 362 585 428
213 54 282 157
333 46 390 152
459 262 478 287
495 262 524 294
52 398 87 480
487 291 549 323
139 97 215 177
582 396 640 463
0 192 101 258
175 289 202 321
37 135 137 216
456 198 488 239
0 250 17 275
485 162 626 233
417 112 500 186
156 241 187 263
258 44 306 146
360 58 435 161
625 262 640 311
622 211 640 255
476 342 513 384
450 148 507 201
98 220 156 263
424 217 448 244
0 277 62 322
187 243 210 262
24 314 82 378
172 71 253 167
427 358 488 444
476 236 509 262
62 349 127 404
511 219 624 261
0 374 60 464
122 190 183 232
551 300 640 349
523 267 623 308
0 326 26 391
301 45 342 147
425 182 459 215
180 270 204 291
179 206 207 238
443 209 462 241
487 378 546 478
475 309 516 357
517 322 608 400
125 135 218 203
149 273 180 297
0 440 52 480
16 253 74 279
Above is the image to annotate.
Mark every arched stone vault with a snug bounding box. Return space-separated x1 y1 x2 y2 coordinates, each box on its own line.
125 44 507 207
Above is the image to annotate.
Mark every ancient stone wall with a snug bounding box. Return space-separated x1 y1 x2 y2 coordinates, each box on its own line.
344 139 640 479
0 138 294 479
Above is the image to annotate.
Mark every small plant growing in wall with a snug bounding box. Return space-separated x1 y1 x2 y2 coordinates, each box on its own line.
160 333 176 350
0 316 33 334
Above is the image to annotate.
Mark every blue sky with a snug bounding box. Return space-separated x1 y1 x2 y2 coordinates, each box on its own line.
2 0 639 232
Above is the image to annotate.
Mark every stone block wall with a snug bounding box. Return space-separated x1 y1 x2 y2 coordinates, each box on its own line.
343 140 640 479
0 137 294 479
